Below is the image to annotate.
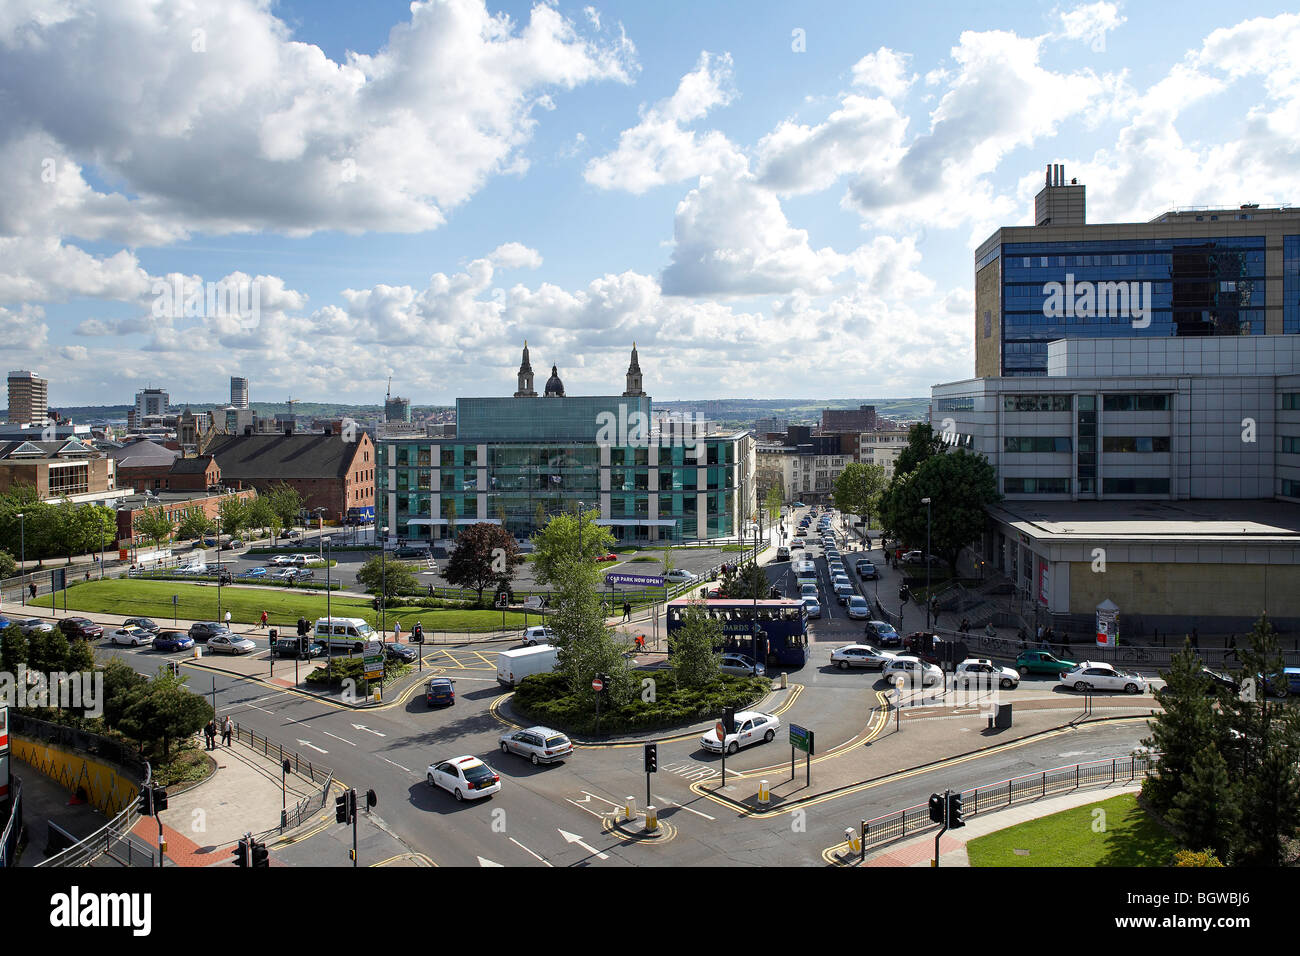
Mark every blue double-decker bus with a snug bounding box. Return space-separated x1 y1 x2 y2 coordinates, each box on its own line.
666 598 808 670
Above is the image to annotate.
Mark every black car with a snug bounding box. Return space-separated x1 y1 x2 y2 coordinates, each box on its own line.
1200 668 1239 694
59 617 103 640
394 546 432 559
426 677 455 707
384 641 418 664
188 621 232 642
855 560 879 580
271 637 327 659
122 617 161 634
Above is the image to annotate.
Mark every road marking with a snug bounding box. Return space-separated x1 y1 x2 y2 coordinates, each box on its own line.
322 731 356 746
653 793 715 820
378 755 413 774
663 761 720 782
564 798 608 820
509 837 553 866
478 856 504 867
352 723 386 737
296 739 328 754
558 829 609 860
580 791 622 808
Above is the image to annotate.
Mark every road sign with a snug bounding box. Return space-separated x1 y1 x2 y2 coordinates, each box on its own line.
606 573 665 588
789 723 815 755
592 677 604 692
363 640 384 680
715 721 726 741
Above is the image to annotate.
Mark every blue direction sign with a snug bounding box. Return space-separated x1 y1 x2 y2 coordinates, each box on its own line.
789 723 815 755
606 573 665 587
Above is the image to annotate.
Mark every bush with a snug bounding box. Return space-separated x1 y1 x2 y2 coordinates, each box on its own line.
303 657 371 694
1172 849 1224 867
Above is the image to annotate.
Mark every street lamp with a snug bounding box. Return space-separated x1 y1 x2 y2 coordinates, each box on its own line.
17 512 25 605
922 497 932 630
325 535 334 671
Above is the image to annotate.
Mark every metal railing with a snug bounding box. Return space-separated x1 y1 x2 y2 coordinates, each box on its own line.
853 752 1158 854
36 761 152 868
0 778 22 867
231 723 335 835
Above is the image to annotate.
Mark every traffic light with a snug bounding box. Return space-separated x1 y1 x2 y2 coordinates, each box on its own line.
152 786 168 812
928 792 945 825
722 706 736 735
899 586 910 605
251 839 269 868
335 791 353 824
947 792 965 829
137 787 153 816
365 789 378 810
644 743 658 773
232 837 249 867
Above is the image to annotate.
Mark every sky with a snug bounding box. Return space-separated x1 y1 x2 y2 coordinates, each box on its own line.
2 0 1299 408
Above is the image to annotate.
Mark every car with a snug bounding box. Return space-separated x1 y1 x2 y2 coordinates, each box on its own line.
426 755 500 801
242 567 268 578
882 656 943 687
425 677 456 707
776 546 791 561
855 560 879 580
58 618 103 640
830 643 891 669
289 554 310 567
293 568 315 581
1262 668 1300 697
834 583 856 605
270 636 326 658
829 561 845 575
595 553 619 563
1013 650 1078 676
790 539 805 550
153 631 196 653
801 597 822 619
1199 668 1239 694
1058 662 1146 694
269 555 294 567
121 617 160 634
384 641 417 663
831 573 850 589
521 625 555 647
110 625 154 647
902 551 945 567
664 569 697 584
865 620 901 647
846 596 871 619
206 634 257 655
800 583 819 601
954 658 1020 690
220 539 244 550
700 711 780 755
795 530 808 538
188 621 232 643
499 726 573 765
15 617 54 636
720 653 765 677
395 546 432 559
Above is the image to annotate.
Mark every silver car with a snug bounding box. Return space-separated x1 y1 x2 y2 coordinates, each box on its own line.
498 726 573 765
720 653 765 677
206 634 257 655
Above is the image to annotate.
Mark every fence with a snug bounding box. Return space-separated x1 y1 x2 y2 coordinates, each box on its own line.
231 723 335 835
851 753 1158 855
0 778 22 867
35 760 153 868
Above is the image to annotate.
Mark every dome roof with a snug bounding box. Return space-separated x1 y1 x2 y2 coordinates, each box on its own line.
544 364 565 397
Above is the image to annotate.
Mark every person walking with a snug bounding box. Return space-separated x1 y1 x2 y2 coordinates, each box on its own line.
29 582 37 601
222 715 233 747
393 620 402 643
204 719 216 751
260 610 269 629
623 601 631 622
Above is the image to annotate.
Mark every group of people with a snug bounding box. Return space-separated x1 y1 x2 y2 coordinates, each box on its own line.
204 715 234 750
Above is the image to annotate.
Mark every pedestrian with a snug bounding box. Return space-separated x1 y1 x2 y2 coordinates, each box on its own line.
623 601 631 622
84 569 90 582
985 622 997 639
260 610 269 629
204 719 216 751
224 611 232 627
427 584 434 597
29 582 37 601
394 620 402 643
222 715 233 747
1036 624 1044 643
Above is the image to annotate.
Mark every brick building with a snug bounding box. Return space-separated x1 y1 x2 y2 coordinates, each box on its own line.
205 432 375 521
115 488 258 547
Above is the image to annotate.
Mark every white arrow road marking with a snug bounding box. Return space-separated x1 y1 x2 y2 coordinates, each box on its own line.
378 756 412 773
558 829 608 860
564 798 606 821
297 739 328 754
653 794 715 821
509 837 552 866
322 731 356 746
352 724 386 737
478 856 504 867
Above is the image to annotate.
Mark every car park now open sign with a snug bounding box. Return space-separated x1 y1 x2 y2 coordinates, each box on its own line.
605 573 665 587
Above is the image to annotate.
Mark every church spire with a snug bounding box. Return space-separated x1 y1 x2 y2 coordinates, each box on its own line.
514 341 537 397
623 342 644 397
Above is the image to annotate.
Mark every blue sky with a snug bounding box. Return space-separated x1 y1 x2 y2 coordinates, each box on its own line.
2 0 1298 408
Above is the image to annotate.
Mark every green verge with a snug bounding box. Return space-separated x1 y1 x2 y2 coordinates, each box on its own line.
32 579 533 632
965 793 1180 867
512 671 770 736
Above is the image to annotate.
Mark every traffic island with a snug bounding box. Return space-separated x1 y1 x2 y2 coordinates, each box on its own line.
601 805 677 845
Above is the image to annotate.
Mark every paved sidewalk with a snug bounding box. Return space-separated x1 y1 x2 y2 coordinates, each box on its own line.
861 783 1145 867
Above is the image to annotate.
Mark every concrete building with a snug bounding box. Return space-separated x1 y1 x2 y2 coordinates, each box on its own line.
133 388 170 420
385 396 412 423
230 377 249 409
6 371 48 425
975 164 1300 378
0 438 119 505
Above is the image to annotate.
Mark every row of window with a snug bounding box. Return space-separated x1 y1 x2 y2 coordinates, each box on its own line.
1006 477 1172 495
1281 437 1300 455
1003 477 1071 494
1283 479 1300 498
935 397 975 412
1003 394 1072 412
1103 436 1171 453
1283 393 1300 410
1004 437 1072 453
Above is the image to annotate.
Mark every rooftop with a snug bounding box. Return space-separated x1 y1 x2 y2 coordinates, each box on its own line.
989 499 1300 546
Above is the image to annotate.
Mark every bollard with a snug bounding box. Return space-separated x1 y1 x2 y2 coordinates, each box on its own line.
625 796 637 821
758 779 770 806
845 827 861 855
780 672 788 690
645 805 658 833
375 687 382 703
193 645 202 659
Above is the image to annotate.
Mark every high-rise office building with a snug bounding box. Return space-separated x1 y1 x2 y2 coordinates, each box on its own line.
7 370 48 425
385 395 412 423
975 163 1300 377
134 387 170 420
230 377 249 409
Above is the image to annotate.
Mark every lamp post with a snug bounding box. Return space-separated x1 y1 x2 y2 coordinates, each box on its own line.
922 496 932 630
325 535 333 670
576 500 586 560
215 512 223 625
17 512 25 605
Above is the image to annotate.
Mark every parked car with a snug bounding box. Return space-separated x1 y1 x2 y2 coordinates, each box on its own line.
242 567 269 578
122 617 160 635
16 617 54 636
902 551 945 567
206 634 257 655
1058 662 1146 694
498 726 573 765
426 756 500 801
802 597 822 619
700 711 780 755
830 643 891 670
865 620 902 647
425 677 456 707
846 596 871 619
521 625 555 647
882 656 943 687
720 653 764 677
855 560 879 580
152 631 196 653
395 546 432 559
58 618 103 640
954 658 1020 690
664 569 697 584
109 626 153 647
1199 668 1239 694
269 555 294 567
1014 650 1078 677
594 553 619 563
188 621 231 643
271 636 326 659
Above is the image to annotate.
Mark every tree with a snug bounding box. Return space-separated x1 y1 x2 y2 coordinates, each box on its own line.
878 450 998 569
1169 746 1240 862
531 506 615 588
893 422 946 478
265 482 303 532
101 658 149 729
661 542 676 577
719 561 770 601
669 604 723 688
247 497 278 538
217 495 249 539
444 497 458 538
64 639 97 722
119 666 213 762
832 462 887 534
28 627 70 676
1141 642 1221 815
534 502 546 534
0 623 29 674
764 484 783 524
444 523 523 602
0 549 15 579
133 505 175 553
176 506 212 541
356 555 418 599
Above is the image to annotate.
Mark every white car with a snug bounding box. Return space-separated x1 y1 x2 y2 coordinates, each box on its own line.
426 755 501 801
1059 662 1147 694
665 569 697 584
954 658 1020 690
720 653 765 677
268 555 295 567
883 656 943 687
521 625 555 646
802 597 822 619
830 643 891 670
271 568 297 580
498 726 573 765
17 618 55 636
800 583 819 601
846 596 871 619
110 626 154 647
700 711 780 755
206 634 257 655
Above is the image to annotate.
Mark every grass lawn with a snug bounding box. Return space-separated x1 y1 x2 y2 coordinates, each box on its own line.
34 579 533 633
966 793 1180 867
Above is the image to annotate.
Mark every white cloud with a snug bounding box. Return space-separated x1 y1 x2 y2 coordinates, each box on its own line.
850 47 915 100
488 243 544 270
0 304 48 351
756 94 909 195
1057 2 1126 49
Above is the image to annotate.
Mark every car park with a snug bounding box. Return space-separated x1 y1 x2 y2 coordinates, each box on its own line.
499 726 573 765
1013 650 1078 676
846 596 871 619
427 756 500 801
700 711 780 755
59 618 103 641
207 634 257 655
665 569 697 583
954 658 1020 690
110 626 154 647
830 643 891 669
882 656 943 687
188 621 232 643
855 560 879 580
802 597 822 619
720 653 764 677
425 677 456 706
1058 662 1146 694
152 631 195 652
865 620 901 647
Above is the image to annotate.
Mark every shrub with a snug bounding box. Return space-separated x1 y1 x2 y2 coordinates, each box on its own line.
1172 849 1224 867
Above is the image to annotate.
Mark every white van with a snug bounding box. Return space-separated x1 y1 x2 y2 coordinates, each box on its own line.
314 616 377 654
496 644 560 687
